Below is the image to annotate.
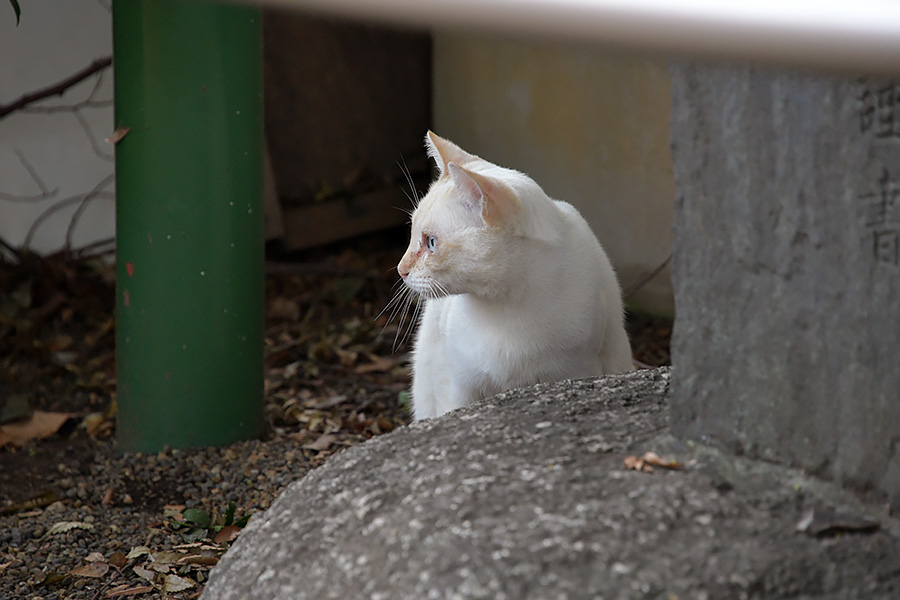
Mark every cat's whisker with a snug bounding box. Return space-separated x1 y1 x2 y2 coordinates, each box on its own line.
422 277 449 300
391 291 413 329
393 205 414 220
433 280 451 298
397 292 421 350
397 156 421 210
376 287 404 324
392 289 417 353
385 276 407 301
377 279 420 353
379 282 412 328
387 299 405 351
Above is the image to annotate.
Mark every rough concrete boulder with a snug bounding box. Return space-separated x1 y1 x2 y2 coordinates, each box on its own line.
202 368 899 599
669 65 900 507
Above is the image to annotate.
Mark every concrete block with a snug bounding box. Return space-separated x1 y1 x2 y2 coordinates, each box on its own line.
669 64 900 505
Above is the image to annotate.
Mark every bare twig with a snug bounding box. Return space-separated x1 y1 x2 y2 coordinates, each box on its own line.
23 174 115 250
0 149 59 202
73 110 114 161
65 173 116 250
622 253 673 300
0 236 23 263
21 67 112 115
1 57 117 258
0 56 112 119
15 148 51 195
69 236 116 259
19 99 113 115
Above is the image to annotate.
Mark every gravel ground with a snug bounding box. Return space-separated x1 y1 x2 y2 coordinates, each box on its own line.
1 360 411 600
2 437 309 599
1 339 413 600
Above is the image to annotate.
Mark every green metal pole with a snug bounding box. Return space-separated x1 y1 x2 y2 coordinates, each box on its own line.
113 0 264 452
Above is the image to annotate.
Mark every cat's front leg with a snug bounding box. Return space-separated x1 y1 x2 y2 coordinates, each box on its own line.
410 299 445 420
434 378 474 418
411 367 438 420
411 368 470 420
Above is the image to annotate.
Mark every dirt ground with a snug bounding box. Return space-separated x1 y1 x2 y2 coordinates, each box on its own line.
0 229 671 598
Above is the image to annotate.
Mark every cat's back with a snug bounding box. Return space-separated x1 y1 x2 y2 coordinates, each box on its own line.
551 199 595 235
548 199 614 267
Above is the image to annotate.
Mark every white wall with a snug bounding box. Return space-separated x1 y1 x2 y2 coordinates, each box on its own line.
0 0 114 255
434 33 674 316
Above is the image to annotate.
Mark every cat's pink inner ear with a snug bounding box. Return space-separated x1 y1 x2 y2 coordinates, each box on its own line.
426 131 472 177
460 167 518 227
447 162 484 213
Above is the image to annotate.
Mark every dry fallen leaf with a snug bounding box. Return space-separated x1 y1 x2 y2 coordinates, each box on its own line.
313 395 347 410
0 411 73 447
105 584 155 597
162 573 195 593
623 455 653 473
214 524 242 544
81 406 115 439
151 551 182 565
162 504 186 520
132 564 157 584
303 433 337 452
624 451 683 473
69 561 109 578
46 521 94 535
147 560 170 574
641 451 683 470
172 542 205 550
173 542 221 552
134 564 195 593
126 546 151 560
105 126 130 144
179 553 220 566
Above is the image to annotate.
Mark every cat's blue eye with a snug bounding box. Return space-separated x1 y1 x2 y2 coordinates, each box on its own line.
425 235 437 252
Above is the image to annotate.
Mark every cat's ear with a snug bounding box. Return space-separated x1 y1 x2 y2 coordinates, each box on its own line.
425 131 473 177
447 162 518 227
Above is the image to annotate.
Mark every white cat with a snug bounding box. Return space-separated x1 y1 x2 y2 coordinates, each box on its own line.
396 132 633 420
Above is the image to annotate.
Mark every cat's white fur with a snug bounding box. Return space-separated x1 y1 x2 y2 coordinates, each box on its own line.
398 132 633 420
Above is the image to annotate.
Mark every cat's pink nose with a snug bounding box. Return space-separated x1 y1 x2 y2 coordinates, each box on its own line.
398 266 409 279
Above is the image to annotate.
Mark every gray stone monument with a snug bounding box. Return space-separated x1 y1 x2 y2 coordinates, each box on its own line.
669 65 900 507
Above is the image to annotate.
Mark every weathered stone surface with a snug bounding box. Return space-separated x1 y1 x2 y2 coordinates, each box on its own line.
202 368 899 600
669 65 900 507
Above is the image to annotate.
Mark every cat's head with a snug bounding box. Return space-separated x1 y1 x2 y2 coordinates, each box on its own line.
397 132 529 300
